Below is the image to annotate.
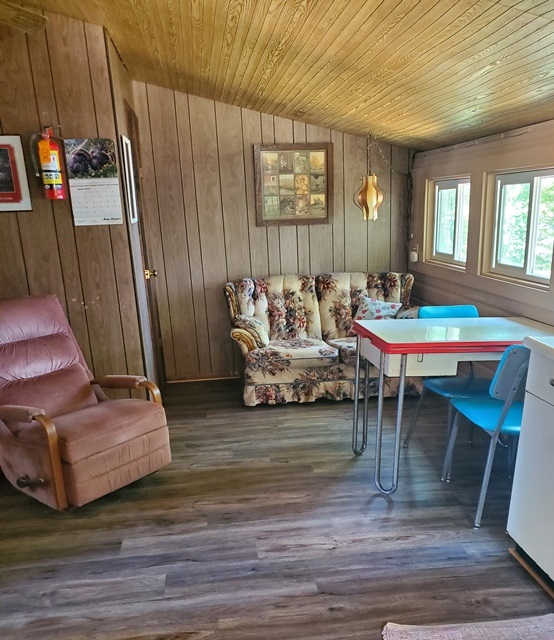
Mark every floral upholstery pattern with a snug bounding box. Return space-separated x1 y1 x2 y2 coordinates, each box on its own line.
353 297 402 321
233 314 270 348
326 337 358 366
316 272 414 341
245 339 338 370
225 272 421 406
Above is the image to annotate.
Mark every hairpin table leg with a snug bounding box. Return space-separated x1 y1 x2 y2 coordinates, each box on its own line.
375 352 407 495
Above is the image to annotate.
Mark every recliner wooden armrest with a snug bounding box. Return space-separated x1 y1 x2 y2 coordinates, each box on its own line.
91 376 163 405
0 404 68 510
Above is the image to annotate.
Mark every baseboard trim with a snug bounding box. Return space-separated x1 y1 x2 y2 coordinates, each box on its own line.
509 547 554 600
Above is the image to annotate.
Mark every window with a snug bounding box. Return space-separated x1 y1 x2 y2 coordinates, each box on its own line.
428 178 470 266
491 170 554 283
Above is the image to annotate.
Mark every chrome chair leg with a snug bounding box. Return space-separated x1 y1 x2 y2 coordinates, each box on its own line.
403 386 428 448
473 434 500 529
441 411 461 481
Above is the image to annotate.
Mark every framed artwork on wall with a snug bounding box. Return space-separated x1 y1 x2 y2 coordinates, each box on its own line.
0 135 32 211
254 142 333 226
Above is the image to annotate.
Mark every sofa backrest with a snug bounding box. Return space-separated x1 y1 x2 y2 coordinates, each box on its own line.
227 275 322 340
316 272 414 340
0 295 98 418
225 272 413 343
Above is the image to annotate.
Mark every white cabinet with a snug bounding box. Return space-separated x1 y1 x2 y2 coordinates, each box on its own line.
507 336 554 580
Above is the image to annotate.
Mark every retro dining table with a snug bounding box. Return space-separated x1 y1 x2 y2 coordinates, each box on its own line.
351 316 554 495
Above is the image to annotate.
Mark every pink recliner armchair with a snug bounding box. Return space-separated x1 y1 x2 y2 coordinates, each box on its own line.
0 295 171 509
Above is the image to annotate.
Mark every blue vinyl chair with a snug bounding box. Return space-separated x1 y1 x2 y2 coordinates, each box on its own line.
441 344 530 529
403 305 492 448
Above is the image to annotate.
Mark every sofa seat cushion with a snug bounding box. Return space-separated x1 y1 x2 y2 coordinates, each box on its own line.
326 337 357 366
245 338 338 373
51 399 167 464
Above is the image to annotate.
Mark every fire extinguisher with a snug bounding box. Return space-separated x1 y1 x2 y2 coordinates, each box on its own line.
30 126 66 200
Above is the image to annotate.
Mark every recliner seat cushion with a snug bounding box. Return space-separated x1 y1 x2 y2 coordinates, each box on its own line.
63 427 171 507
52 399 167 464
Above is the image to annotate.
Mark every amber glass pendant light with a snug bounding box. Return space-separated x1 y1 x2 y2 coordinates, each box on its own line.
354 135 385 221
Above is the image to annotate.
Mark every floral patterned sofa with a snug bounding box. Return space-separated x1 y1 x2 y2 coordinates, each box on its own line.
224 272 421 406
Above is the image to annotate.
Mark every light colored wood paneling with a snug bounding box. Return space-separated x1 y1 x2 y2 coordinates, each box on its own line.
306 124 333 275
25 1 554 150
274 116 298 275
344 134 368 272
260 112 281 277
369 140 392 272
293 120 310 275
331 129 345 273
391 146 410 272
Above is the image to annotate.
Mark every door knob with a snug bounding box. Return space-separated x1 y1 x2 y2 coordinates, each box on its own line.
144 269 158 280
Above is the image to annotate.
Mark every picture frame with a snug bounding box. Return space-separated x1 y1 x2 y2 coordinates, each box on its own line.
254 142 333 226
0 135 32 212
120 135 138 224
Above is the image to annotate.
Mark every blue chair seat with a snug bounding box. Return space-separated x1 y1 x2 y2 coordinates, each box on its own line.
450 397 523 437
424 376 491 399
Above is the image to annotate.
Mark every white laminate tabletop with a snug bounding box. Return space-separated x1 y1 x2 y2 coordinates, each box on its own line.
353 316 554 355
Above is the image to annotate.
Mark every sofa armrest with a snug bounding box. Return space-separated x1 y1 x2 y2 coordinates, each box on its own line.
231 328 259 356
395 305 421 320
233 315 269 346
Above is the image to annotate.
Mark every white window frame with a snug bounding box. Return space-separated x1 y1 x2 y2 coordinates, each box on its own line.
486 169 554 285
425 177 470 268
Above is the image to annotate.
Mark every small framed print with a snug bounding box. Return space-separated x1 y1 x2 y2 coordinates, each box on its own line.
0 135 32 212
254 143 333 226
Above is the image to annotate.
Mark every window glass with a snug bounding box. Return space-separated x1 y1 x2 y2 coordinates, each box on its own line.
497 183 529 268
429 178 470 266
491 170 553 283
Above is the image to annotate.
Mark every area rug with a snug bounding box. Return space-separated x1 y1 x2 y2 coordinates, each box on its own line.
382 613 554 639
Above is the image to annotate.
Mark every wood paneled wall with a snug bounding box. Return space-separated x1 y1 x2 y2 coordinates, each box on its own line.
134 85 410 381
0 15 143 390
0 11 411 385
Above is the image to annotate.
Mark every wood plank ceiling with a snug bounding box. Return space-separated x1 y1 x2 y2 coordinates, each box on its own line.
14 0 554 150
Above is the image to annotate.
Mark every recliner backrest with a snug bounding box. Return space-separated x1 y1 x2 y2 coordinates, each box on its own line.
0 295 98 418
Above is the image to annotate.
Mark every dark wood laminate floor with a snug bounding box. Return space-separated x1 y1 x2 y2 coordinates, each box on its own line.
0 381 551 640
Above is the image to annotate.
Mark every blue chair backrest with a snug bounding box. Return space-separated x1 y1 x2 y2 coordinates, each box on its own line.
489 345 530 402
418 304 479 319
